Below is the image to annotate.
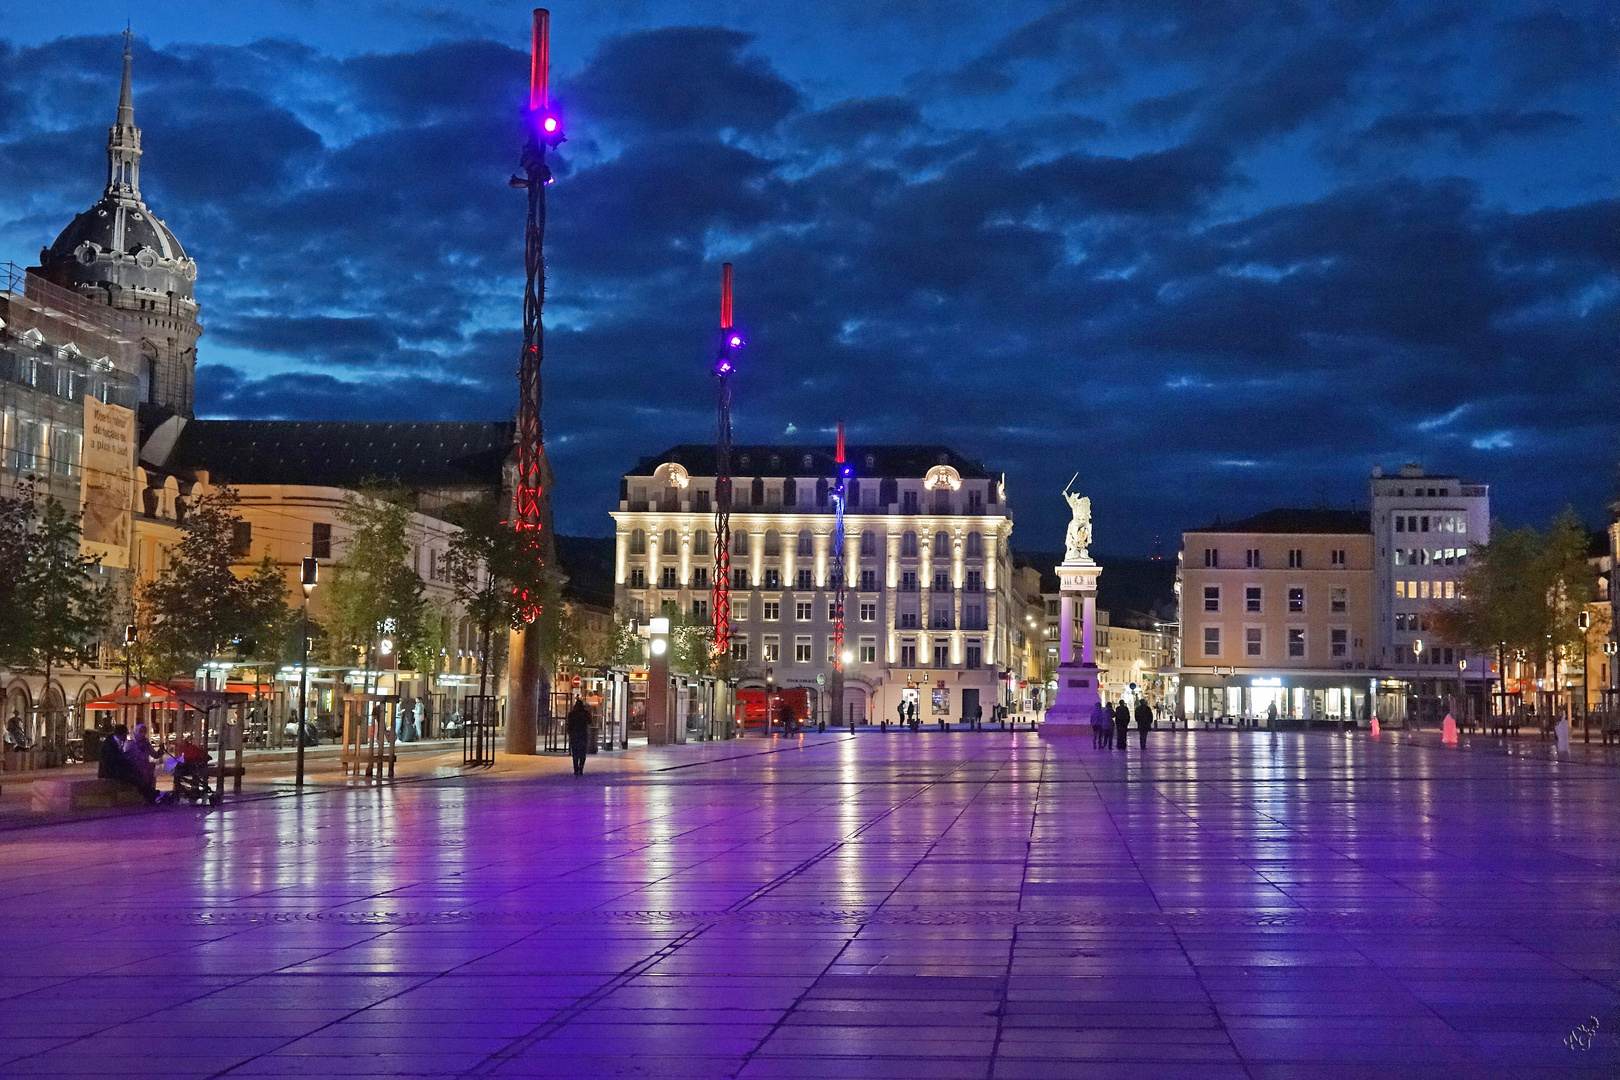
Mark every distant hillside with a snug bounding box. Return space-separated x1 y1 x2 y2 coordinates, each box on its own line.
1015 550 1177 627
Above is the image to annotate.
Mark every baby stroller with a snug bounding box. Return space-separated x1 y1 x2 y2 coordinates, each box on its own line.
168 738 220 806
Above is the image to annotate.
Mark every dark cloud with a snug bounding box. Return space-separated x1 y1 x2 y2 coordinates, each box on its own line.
564 27 800 137
1494 8 1612 98
0 7 1613 549
1326 108 1580 165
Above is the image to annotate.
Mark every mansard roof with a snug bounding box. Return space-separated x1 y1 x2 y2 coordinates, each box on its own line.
626 444 995 480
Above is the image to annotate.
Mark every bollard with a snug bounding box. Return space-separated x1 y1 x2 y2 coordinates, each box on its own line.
1370 717 1381 738
1442 714 1458 746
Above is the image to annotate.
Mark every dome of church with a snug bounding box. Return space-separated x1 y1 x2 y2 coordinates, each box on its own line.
40 195 196 299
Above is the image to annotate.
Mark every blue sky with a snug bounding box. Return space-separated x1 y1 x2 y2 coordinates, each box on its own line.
0 0 1614 550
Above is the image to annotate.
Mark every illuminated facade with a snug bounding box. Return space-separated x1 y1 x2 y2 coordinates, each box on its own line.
1175 509 1375 725
611 445 1016 724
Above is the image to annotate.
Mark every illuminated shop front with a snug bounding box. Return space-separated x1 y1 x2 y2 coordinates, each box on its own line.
1176 669 1371 727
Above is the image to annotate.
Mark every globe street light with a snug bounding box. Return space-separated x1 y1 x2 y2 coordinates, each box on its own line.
1577 610 1591 743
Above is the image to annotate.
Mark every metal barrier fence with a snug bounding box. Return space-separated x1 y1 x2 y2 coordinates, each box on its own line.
461 695 498 767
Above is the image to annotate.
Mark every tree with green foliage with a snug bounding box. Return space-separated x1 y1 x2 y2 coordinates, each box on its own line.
0 483 37 671
14 497 113 752
143 487 288 676
443 497 551 696
1435 509 1597 697
325 488 429 672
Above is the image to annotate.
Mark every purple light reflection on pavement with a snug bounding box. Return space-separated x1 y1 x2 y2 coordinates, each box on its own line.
0 732 1617 1078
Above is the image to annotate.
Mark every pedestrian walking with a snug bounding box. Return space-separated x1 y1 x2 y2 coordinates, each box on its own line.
1134 697 1152 749
1112 698 1131 751
896 700 906 728
1091 698 1112 749
565 698 591 776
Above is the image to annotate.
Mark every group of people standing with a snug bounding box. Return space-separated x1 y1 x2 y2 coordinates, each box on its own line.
1091 696 1153 750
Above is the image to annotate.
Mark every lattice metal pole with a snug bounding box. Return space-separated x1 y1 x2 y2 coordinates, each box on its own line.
712 264 740 665
507 8 565 754
830 423 848 728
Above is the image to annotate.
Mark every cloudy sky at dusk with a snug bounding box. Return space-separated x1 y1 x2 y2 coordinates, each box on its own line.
0 0 1613 550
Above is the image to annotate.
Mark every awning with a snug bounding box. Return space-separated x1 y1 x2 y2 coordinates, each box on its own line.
84 683 183 710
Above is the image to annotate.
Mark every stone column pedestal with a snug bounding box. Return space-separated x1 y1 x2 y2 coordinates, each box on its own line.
1041 557 1102 737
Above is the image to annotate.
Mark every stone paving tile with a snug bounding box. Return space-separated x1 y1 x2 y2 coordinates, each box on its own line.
2 730 1619 1078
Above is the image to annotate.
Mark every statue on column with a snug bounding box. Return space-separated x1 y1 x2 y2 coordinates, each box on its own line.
1063 480 1092 563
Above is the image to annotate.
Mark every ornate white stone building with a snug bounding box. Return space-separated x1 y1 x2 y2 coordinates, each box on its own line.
611 445 1017 724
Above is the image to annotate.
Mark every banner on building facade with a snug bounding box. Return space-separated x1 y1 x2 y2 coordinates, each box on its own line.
79 395 134 568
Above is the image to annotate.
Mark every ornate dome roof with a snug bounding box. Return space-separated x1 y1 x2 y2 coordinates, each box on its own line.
36 33 196 302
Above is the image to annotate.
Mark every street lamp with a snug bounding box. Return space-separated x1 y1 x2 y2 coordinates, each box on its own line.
1577 610 1591 743
296 556 318 790
121 622 136 736
766 667 775 737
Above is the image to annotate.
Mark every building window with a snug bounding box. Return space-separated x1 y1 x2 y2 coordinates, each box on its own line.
933 531 950 558
860 569 877 591
782 478 797 506
1046 600 1059 616
763 601 780 621
231 521 252 556
763 638 780 662
1202 626 1220 656
795 638 812 663
691 599 708 621
795 601 812 621
1203 548 1219 567
695 490 711 513
901 571 918 592
631 598 645 620
311 522 332 560
902 490 918 513
1288 628 1305 658
859 640 876 664
1288 587 1304 613
731 639 749 662
734 530 749 555
860 531 876 557
901 531 918 557
660 566 678 589
1245 628 1262 657
764 569 781 590
968 490 983 513
693 529 709 554
1245 586 1262 613
1287 548 1303 568
1203 586 1220 613
966 531 982 556
693 567 709 589
751 477 765 506
1245 548 1260 568
662 528 677 551
629 529 647 554
1330 548 1345 566
1330 587 1347 613
965 570 983 592
931 608 951 629
964 604 983 629
797 530 813 556
900 642 917 667
1331 628 1348 658
734 599 750 621
966 642 982 669
629 568 647 589
732 568 749 590
789 569 807 590
764 530 781 556
900 612 918 628
1395 516 1405 533
859 602 876 621
932 571 950 592
933 640 950 667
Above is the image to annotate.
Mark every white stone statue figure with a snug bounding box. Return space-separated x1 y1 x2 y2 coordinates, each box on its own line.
1063 486 1092 563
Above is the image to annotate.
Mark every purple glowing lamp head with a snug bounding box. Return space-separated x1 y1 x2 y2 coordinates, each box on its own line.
716 359 733 374
729 334 743 347
531 108 565 146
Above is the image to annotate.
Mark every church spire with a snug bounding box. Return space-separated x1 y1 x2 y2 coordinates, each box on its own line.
106 28 142 200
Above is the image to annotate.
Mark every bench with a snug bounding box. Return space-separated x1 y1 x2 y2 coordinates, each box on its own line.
31 778 149 813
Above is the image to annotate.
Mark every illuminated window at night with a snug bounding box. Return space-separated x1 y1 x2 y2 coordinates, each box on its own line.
859 640 876 664
731 639 749 662
1288 588 1304 612
859 603 876 621
795 638 812 663
764 569 780 589
734 600 749 621
763 637 779 662
1288 628 1305 657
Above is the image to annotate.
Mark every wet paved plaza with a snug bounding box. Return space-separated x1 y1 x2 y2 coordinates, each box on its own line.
2 731 1618 1079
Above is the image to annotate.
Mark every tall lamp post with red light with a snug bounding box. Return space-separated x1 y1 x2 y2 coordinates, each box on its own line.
506 8 566 754
712 265 741 669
